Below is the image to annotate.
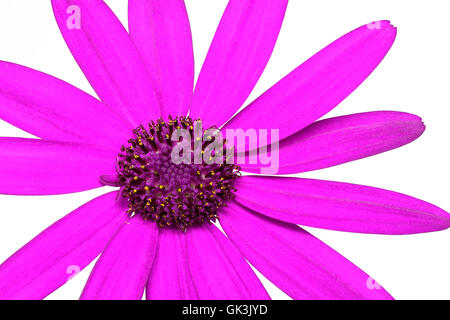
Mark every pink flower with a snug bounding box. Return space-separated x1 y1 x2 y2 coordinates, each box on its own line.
0 0 448 300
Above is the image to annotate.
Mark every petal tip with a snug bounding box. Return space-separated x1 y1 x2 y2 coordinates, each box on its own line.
364 20 397 41
366 20 396 30
440 211 450 230
414 115 426 137
397 112 426 138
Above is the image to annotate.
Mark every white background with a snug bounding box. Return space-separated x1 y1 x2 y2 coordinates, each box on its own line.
0 0 449 300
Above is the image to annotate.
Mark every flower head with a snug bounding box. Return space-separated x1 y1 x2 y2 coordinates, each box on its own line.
0 0 448 300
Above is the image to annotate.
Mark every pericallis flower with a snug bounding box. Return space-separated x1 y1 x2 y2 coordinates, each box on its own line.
0 0 448 300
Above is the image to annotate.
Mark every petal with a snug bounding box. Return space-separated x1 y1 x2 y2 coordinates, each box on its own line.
235 176 450 235
129 0 194 117
221 202 393 300
186 225 269 300
190 0 288 128
52 0 161 125
145 228 197 300
80 217 159 300
0 191 127 300
0 137 116 195
0 62 131 149
148 224 269 300
239 111 425 174
224 21 397 145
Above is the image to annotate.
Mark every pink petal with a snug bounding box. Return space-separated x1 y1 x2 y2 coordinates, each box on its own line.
0 191 127 300
129 0 194 117
239 111 425 174
80 217 159 300
0 62 131 149
146 228 197 300
0 137 116 195
51 0 161 126
235 176 450 235
221 202 393 300
224 21 397 145
149 224 269 300
190 0 288 128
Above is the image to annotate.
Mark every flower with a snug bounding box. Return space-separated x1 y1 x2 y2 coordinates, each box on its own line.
0 0 449 300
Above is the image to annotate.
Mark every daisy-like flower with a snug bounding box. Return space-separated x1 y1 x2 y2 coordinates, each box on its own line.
0 0 449 300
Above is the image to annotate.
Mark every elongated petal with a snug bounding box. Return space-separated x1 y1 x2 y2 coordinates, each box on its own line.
146 228 197 299
225 21 397 145
129 0 194 117
0 191 127 300
0 137 115 195
191 0 288 128
239 111 425 174
235 176 450 235
165 224 269 300
221 202 393 300
52 0 161 125
0 62 131 149
81 217 158 300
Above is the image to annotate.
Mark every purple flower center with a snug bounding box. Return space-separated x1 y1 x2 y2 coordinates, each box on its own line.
105 116 240 231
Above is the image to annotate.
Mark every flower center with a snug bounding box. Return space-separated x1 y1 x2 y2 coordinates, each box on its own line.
103 116 240 231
